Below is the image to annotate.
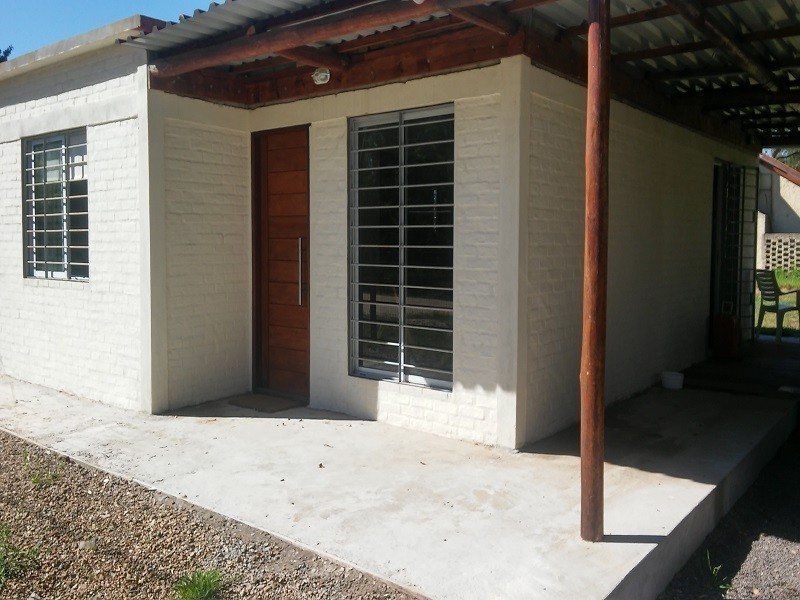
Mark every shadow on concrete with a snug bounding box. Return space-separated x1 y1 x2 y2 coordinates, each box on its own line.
167 393 365 422
523 386 796 487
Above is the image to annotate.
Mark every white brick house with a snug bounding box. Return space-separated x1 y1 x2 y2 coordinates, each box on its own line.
0 5 766 450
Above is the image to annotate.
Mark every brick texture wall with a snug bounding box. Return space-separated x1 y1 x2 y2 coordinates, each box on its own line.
0 49 141 136
526 91 585 441
308 95 506 446
163 119 251 408
524 68 754 443
0 118 143 409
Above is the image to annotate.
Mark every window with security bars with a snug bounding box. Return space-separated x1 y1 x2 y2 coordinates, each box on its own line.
349 105 454 389
23 129 89 280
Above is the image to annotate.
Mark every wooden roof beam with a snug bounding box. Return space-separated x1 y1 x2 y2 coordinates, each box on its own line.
664 0 782 92
277 46 349 71
151 0 491 78
560 0 745 40
696 87 800 111
650 57 800 83
447 6 519 37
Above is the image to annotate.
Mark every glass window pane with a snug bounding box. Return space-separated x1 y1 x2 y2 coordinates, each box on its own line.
405 141 453 165
404 347 452 373
405 184 453 206
405 307 452 330
358 207 399 227
359 247 398 266
358 341 399 364
406 206 453 226
357 300 400 323
357 188 399 208
405 163 454 186
404 326 452 351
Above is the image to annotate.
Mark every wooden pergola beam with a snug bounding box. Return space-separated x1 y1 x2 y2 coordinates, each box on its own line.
560 0 745 40
448 6 519 37
696 87 800 110
246 26 524 105
760 135 800 147
151 0 496 78
614 40 713 63
650 57 800 83
581 0 610 544
277 46 349 71
615 22 800 64
505 0 561 12
664 0 782 92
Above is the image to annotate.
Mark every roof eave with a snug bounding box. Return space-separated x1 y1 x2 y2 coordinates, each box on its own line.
0 15 163 83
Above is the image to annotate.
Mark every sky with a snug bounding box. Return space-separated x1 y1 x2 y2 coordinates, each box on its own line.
1 1 208 58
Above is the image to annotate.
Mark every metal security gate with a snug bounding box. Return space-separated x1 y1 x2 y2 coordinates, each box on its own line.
710 162 758 347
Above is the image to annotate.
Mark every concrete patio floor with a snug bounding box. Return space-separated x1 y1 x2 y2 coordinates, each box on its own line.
0 375 795 600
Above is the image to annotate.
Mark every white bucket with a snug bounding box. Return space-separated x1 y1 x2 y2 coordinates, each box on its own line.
661 371 684 390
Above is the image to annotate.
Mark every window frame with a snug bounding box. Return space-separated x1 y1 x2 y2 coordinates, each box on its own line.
22 128 89 281
348 104 455 391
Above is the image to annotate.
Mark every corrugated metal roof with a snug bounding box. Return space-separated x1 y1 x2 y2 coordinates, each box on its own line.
126 0 463 64
122 0 800 144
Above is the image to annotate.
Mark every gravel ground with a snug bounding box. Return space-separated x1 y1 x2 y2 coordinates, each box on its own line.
0 429 415 600
4 421 798 600
661 422 800 599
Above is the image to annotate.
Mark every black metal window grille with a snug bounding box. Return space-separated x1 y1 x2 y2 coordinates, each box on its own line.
348 104 454 389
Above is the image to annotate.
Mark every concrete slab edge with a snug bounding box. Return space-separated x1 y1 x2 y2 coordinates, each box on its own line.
608 401 798 600
0 425 429 600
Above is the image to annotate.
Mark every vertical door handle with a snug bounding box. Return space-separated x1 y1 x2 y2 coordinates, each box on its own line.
298 237 303 306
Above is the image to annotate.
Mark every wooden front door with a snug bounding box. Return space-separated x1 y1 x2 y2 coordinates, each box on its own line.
252 126 310 399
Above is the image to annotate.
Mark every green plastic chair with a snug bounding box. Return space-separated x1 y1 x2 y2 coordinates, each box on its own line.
755 269 800 343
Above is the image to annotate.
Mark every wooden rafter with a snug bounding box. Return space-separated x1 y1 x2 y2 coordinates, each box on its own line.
151 0 499 78
560 0 745 40
650 57 800 83
739 111 800 126
615 20 800 69
504 0 561 12
692 86 800 110
447 6 519 37
760 153 800 185
614 40 714 63
151 25 525 107
665 0 781 92
277 46 349 71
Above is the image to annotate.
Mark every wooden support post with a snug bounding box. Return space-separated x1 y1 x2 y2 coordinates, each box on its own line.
581 0 610 543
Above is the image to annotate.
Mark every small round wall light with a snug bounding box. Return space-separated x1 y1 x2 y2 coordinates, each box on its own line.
312 67 331 85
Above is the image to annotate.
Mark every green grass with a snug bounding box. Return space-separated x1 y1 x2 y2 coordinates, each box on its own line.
173 569 225 600
22 451 62 488
705 550 732 597
774 268 800 290
0 526 39 589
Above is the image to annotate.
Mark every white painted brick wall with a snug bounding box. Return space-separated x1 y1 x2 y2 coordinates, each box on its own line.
0 118 143 409
526 91 585 442
525 68 754 443
0 48 142 138
309 95 506 446
163 119 251 409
